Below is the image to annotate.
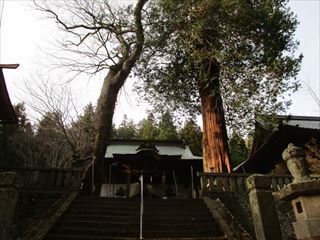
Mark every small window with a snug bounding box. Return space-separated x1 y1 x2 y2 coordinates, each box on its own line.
296 201 303 214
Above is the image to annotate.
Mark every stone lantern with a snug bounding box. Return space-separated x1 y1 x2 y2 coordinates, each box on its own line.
274 144 320 240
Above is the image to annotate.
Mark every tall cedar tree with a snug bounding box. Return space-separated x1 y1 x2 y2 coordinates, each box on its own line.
115 115 138 139
135 0 302 172
180 119 203 156
137 113 159 140
157 111 179 140
35 0 148 192
70 103 96 158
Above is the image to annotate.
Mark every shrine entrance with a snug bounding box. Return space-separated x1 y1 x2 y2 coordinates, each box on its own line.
100 139 203 199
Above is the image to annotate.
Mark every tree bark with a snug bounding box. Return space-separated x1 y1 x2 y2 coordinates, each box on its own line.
93 70 125 193
199 63 231 173
93 0 147 194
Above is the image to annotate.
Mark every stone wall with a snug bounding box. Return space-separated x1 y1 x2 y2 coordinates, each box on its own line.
9 192 64 239
0 171 19 240
276 200 297 240
208 192 256 239
208 192 296 240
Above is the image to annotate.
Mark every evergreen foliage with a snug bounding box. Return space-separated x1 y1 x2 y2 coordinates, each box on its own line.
111 111 202 156
0 103 97 168
0 103 35 167
228 133 249 168
135 0 302 132
71 103 96 158
179 119 202 156
36 111 64 141
157 111 179 140
137 113 159 140
14 103 33 134
114 115 138 139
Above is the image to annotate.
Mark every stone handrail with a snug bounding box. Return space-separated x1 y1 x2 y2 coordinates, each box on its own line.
197 172 320 194
0 167 86 192
20 192 79 240
0 159 94 239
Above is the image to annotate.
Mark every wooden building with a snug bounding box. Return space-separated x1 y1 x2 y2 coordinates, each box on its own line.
234 115 320 174
100 139 203 199
0 64 19 124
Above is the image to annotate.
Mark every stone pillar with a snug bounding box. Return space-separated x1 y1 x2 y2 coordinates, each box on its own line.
0 171 19 240
246 174 283 240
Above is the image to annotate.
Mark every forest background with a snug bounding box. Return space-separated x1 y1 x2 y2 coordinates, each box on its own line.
0 0 318 171
0 101 248 169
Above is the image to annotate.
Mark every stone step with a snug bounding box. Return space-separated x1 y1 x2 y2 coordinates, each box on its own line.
61 214 214 224
65 208 212 218
73 198 204 207
56 219 218 231
45 234 135 240
50 227 223 238
45 197 225 240
72 202 205 211
69 203 209 212
77 196 203 203
45 234 227 240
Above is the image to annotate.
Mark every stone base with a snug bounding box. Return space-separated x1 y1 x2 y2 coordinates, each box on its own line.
292 196 320 221
293 219 320 240
273 180 320 201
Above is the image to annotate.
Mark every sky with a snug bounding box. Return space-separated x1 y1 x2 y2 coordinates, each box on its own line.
0 0 319 126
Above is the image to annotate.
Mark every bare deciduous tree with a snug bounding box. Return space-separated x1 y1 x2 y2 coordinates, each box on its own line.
34 0 148 192
24 78 81 158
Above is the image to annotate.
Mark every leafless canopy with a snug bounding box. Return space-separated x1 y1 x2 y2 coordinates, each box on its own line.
34 0 147 75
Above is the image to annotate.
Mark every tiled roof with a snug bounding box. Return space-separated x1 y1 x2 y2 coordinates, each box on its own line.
278 115 320 129
105 139 202 160
234 125 320 173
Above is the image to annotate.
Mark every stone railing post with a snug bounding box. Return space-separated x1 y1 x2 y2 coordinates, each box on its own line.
0 171 19 240
246 174 283 240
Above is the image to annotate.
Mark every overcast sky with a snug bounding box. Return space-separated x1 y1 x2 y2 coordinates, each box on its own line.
0 0 319 126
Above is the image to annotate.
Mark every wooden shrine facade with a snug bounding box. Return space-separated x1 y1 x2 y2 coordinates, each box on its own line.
101 139 203 199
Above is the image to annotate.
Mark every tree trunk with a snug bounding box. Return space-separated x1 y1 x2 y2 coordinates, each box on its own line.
199 63 231 173
93 69 126 193
92 0 147 195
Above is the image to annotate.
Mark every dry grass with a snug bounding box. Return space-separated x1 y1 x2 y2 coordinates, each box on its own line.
306 138 320 174
270 138 320 175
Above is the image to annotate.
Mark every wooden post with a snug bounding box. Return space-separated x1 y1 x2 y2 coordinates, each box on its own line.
162 171 166 197
200 175 206 196
108 164 112 197
173 170 179 198
191 166 195 198
126 169 131 198
139 173 144 240
91 160 95 195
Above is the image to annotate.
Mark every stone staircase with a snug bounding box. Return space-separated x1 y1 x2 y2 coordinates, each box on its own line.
44 196 227 240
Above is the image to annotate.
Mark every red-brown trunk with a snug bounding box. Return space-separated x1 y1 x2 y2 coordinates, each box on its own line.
199 62 231 173
201 92 231 173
